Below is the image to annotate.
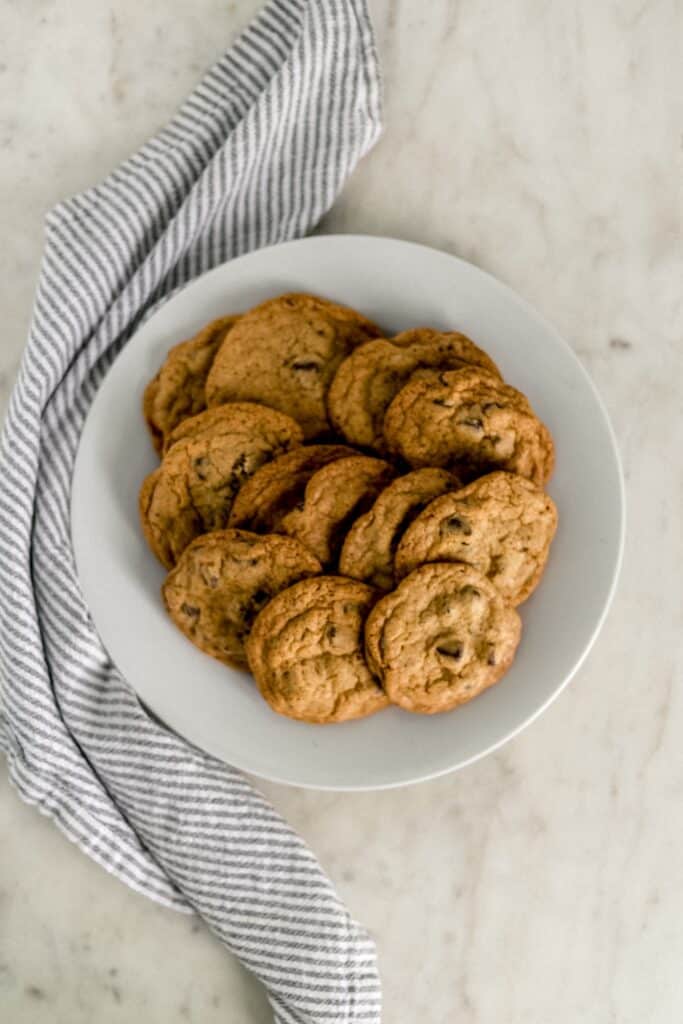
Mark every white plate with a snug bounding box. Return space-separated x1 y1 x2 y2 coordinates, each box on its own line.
71 235 624 790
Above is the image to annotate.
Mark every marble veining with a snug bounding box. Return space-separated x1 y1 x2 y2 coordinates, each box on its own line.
1 1 682 1021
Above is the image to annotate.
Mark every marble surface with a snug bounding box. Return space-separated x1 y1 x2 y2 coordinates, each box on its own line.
1 1 682 1021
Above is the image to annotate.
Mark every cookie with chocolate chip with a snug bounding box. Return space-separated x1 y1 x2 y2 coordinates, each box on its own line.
143 316 238 454
246 576 388 723
339 468 460 590
205 293 381 439
395 472 557 604
162 529 321 668
228 444 357 532
278 454 395 568
139 402 303 568
364 562 521 714
328 328 501 452
383 366 554 485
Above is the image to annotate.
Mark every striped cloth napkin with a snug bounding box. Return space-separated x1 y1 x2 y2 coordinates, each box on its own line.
0 2 383 1021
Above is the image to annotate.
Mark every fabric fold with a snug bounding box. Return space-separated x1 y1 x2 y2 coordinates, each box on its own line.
0 2 383 1020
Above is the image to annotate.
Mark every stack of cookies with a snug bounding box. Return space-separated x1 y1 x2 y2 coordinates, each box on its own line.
140 293 557 723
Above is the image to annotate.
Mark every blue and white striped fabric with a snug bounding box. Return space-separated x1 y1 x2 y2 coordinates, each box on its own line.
0 2 382 1020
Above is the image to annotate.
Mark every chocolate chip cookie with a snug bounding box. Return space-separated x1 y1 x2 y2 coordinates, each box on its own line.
365 563 521 714
143 316 238 454
162 529 321 668
339 468 460 591
279 455 395 568
246 576 388 723
205 293 381 439
228 444 356 532
383 367 554 485
327 328 501 453
395 472 557 605
139 402 303 568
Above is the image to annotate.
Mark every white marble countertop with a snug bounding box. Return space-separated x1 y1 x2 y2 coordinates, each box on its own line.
1 2 682 1021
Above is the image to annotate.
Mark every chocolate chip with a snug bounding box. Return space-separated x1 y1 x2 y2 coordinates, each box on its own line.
487 650 496 666
193 456 209 480
291 360 321 372
325 624 337 640
180 603 200 619
444 515 472 535
232 453 248 475
437 642 463 660
242 588 271 627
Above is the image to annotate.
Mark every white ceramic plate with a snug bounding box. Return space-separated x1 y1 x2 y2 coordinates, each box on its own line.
71 235 624 790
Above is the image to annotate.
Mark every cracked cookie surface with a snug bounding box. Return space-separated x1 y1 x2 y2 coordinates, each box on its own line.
205 293 381 438
139 402 303 568
143 316 238 454
365 562 521 714
383 366 554 484
162 529 321 668
279 454 395 568
339 468 460 591
228 444 356 532
246 576 388 723
328 328 500 452
395 471 557 605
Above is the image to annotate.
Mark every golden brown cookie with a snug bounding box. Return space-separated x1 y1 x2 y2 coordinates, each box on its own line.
246 576 388 723
162 529 321 668
228 444 357 532
365 563 521 714
327 328 501 453
143 316 238 454
339 468 460 591
278 455 395 568
395 472 557 605
205 293 381 439
162 402 290 454
139 402 303 569
383 367 554 485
